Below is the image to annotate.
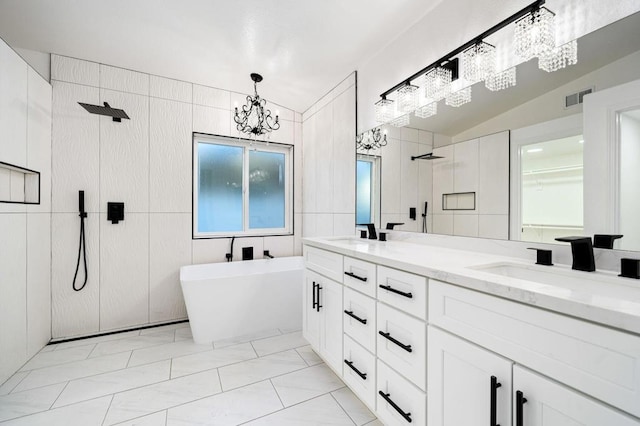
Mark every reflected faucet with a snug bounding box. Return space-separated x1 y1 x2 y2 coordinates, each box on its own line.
385 222 405 230
357 223 377 240
555 236 596 272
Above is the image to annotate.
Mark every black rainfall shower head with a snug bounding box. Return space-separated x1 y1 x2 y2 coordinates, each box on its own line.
78 102 130 122
411 152 444 161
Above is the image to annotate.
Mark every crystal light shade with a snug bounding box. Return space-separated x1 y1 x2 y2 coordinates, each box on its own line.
415 102 438 119
375 98 395 123
514 7 556 61
424 67 452 101
397 84 419 113
538 40 578 72
485 67 517 91
462 42 496 83
390 114 410 127
445 86 472 107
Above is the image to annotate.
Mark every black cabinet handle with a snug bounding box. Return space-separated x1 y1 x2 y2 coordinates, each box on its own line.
490 376 502 426
378 331 412 352
344 310 367 324
379 284 413 299
345 271 368 282
378 391 412 423
316 284 322 312
344 360 367 380
312 282 317 310
516 390 527 426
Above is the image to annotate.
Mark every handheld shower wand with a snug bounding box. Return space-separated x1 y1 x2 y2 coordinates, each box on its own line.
72 190 88 291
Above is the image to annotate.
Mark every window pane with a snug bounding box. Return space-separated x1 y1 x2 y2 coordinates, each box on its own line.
356 160 372 224
249 150 285 229
197 143 243 233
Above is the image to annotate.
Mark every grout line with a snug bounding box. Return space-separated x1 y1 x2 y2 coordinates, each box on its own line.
48 381 70 410
269 378 286 409
169 358 173 380
125 350 133 368
101 394 115 426
330 391 359 426
5 371 30 395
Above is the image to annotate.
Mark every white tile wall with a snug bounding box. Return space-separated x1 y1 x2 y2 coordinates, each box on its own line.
479 215 509 239
432 213 454 235
191 238 232 265
26 213 52 358
453 213 479 237
100 65 149 96
380 137 401 215
400 141 419 217
263 236 295 258
314 104 334 213
0 41 28 168
332 88 356 214
150 75 192 103
432 145 454 215
478 131 509 215
193 84 230 109
51 55 99 86
193 105 231 136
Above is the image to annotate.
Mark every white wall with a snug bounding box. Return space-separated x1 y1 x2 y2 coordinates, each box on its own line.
357 0 640 132
50 55 302 339
0 38 52 385
619 112 640 250
301 73 356 237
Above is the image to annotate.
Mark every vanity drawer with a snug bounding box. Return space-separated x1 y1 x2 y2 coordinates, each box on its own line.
304 246 343 282
343 256 376 297
377 302 426 391
343 334 376 410
343 287 376 352
429 280 640 418
377 266 427 320
377 359 426 426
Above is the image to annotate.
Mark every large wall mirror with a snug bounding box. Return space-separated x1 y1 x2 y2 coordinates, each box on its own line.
356 11 640 251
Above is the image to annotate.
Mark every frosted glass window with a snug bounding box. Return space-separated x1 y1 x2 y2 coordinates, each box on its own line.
193 134 292 238
356 160 372 224
249 151 285 229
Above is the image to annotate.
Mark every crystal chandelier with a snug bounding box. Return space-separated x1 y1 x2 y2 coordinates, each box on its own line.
356 127 388 152
462 42 496 83
375 97 395 123
397 83 419 113
485 67 517 91
424 67 452 101
538 40 578 72
514 7 556 61
233 73 280 136
390 114 410 127
415 101 437 119
446 86 472 107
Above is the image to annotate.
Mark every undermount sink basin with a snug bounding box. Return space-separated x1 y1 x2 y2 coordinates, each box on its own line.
471 262 640 302
328 237 377 245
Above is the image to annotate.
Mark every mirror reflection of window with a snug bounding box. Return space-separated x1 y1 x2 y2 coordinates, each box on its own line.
619 108 640 250
520 135 584 244
356 155 381 226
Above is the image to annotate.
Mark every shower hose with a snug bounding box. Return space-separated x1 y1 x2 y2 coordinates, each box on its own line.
72 210 88 291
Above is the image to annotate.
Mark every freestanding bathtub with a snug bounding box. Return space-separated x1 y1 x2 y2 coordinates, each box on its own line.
180 256 304 344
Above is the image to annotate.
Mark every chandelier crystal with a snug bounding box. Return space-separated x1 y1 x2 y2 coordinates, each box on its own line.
233 73 280 136
375 98 395 123
485 67 517 91
397 83 419 113
445 86 472 107
514 7 556 61
424 67 452 101
462 42 496 83
390 114 410 128
415 101 437 119
356 127 388 152
538 40 578 72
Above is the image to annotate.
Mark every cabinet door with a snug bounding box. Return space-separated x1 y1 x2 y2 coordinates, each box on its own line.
303 270 321 350
428 326 512 426
319 278 343 374
513 366 640 426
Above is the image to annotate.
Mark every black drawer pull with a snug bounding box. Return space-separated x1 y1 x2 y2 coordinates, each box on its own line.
516 390 527 426
312 282 317 310
345 271 368 282
378 331 412 352
344 360 367 380
379 391 412 423
316 284 322 312
344 310 367 324
379 284 413 299
491 376 502 426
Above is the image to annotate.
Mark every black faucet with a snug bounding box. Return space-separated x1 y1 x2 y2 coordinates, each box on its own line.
263 250 274 259
385 222 405 230
593 234 623 249
555 236 596 272
357 223 377 240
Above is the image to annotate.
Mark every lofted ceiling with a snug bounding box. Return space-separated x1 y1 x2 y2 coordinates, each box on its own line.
0 0 441 112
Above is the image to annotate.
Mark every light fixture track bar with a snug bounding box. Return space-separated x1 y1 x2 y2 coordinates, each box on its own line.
380 0 545 98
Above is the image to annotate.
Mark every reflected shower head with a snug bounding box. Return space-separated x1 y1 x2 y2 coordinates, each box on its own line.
411 152 444 161
78 102 130 122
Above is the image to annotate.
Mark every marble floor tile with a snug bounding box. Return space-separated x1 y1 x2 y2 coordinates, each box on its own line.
0 395 112 426
243 394 356 426
138 322 190 336
363 420 384 426
218 349 307 391
52 360 171 408
13 352 131 392
49 330 141 351
127 339 212 367
89 333 176 358
19 345 94 371
174 327 192 342
213 328 282 349
331 387 376 426
250 331 308 357
37 345 56 353
103 369 221 425
113 410 167 425
296 345 323 366
0 372 28 396
0 383 66 422
167 380 282 426
271 364 344 407
170 342 256 378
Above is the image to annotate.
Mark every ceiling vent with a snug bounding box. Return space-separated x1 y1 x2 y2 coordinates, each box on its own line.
565 87 594 108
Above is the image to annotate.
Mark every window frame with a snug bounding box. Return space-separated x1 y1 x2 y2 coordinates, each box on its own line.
192 132 294 239
356 154 381 229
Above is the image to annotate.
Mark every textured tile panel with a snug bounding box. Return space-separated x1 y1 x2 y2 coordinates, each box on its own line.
99 212 149 330
149 213 191 323
51 55 99 86
193 84 230 109
99 89 149 212
262 235 295 258
149 75 192 103
26 68 52 213
0 40 28 168
149 98 192 213
332 88 356 214
193 104 231 136
100 64 149 95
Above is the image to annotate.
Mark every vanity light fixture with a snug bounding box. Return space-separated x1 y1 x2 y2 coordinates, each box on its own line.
485 67 517 91
390 114 411 128
356 127 388 152
462 41 496 83
514 6 556 61
375 96 395 123
445 86 472 108
233 73 280 136
538 39 578 72
415 101 438 119
397 83 420 113
424 66 453 102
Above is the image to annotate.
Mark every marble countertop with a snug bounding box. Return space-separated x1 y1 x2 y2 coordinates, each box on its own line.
303 236 640 335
